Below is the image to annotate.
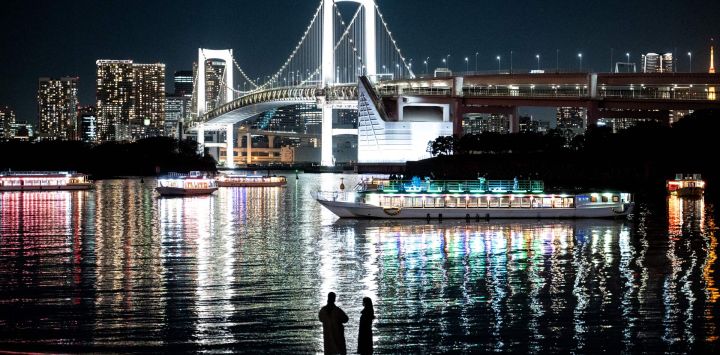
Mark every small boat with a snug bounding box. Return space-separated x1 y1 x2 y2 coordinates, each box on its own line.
155 171 218 196
0 171 93 191
667 173 705 198
316 177 634 219
217 174 287 187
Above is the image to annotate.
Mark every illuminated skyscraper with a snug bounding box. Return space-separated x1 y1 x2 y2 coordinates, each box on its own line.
165 95 191 138
641 53 673 73
96 60 134 141
37 77 79 140
77 106 98 143
710 39 716 100
0 106 15 139
96 60 165 141
132 63 166 138
174 70 194 97
462 114 510 134
710 39 716 73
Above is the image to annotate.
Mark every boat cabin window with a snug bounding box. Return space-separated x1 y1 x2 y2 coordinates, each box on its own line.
423 198 434 208
542 198 553 208
489 197 500 208
591 195 598 203
479 196 489 208
499 197 510 208
612 196 619 202
404 197 414 207
601 196 609 203
412 197 424 208
467 197 478 208
564 197 575 207
434 197 444 208
445 197 456 208
520 197 531 208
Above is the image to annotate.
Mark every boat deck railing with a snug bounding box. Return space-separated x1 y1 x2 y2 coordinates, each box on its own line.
0 170 78 176
370 179 545 194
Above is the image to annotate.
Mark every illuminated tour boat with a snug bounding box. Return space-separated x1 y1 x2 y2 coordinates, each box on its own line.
155 172 218 196
316 177 634 219
0 171 93 191
216 174 287 187
667 173 705 198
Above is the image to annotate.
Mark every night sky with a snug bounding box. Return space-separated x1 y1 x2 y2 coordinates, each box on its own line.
1 0 718 122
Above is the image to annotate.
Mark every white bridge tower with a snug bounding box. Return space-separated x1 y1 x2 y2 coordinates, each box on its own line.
321 0 377 166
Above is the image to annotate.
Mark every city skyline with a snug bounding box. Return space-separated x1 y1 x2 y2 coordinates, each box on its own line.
1 0 718 122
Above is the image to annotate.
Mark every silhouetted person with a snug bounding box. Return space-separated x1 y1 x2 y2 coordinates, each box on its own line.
319 292 349 354
357 297 375 355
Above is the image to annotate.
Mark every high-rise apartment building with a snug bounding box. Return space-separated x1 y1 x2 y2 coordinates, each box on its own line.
132 63 166 138
641 53 673 73
0 106 16 139
96 60 165 141
96 60 134 141
0 106 15 139
37 77 79 140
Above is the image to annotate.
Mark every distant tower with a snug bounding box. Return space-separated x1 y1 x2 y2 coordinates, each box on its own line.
710 38 716 74
709 39 716 101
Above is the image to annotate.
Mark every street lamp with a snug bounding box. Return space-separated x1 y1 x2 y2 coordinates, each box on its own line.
688 52 692 72
445 54 451 69
424 56 430 74
626 52 630 63
475 52 479 72
465 57 469 72
396 63 400 78
578 53 583 71
497 55 501 73
510 50 514 73
536 54 541 70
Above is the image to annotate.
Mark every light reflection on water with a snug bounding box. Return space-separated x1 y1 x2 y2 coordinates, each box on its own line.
0 176 718 352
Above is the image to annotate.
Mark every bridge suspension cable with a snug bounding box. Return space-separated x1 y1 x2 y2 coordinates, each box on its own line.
374 4 415 79
196 0 419 121
254 0 325 90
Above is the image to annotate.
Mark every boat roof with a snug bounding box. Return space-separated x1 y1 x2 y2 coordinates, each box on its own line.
159 171 213 179
0 171 82 177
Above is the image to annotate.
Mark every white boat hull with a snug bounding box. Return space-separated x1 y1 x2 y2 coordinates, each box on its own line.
317 199 633 219
0 184 93 192
217 181 286 188
155 186 218 196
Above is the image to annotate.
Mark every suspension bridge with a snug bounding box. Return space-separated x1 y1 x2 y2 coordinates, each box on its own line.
189 0 720 168
189 0 414 168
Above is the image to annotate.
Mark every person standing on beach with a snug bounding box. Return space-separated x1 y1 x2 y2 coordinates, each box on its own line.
319 292 349 354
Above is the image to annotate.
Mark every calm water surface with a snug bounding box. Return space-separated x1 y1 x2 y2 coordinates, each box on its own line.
0 174 718 353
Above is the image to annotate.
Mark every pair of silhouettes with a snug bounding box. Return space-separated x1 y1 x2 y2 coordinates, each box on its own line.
318 292 375 355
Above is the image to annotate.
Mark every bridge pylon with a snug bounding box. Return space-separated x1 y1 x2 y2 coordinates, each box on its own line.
321 0 377 166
